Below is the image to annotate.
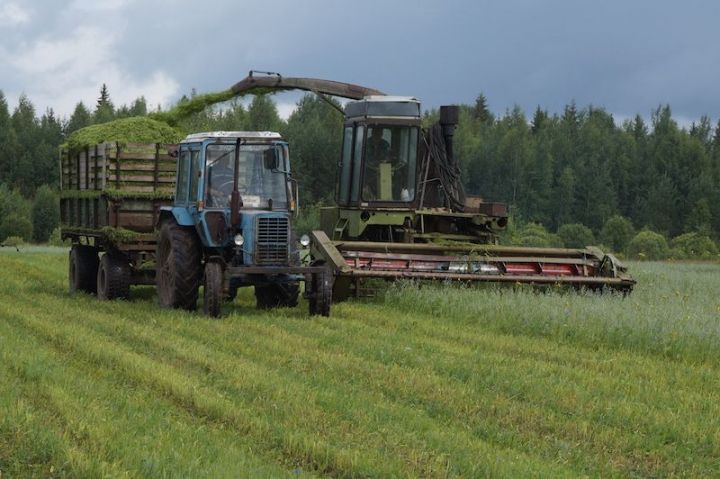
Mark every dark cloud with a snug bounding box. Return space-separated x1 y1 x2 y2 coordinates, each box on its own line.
3 0 719 122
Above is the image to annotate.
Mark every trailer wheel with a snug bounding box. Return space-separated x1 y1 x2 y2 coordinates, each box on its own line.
69 245 99 294
97 253 130 301
156 221 202 310
255 282 300 309
309 270 332 317
203 262 224 318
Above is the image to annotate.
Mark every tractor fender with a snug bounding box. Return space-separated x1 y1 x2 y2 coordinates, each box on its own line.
158 206 195 228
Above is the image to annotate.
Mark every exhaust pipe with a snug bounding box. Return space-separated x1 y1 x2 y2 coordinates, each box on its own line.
439 105 459 165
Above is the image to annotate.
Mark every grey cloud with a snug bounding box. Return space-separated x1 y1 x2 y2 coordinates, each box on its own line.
2 0 719 122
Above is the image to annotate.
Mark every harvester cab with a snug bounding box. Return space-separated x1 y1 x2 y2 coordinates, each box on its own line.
157 131 332 317
227 71 636 299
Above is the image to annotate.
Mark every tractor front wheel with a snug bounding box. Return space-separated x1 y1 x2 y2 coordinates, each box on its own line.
309 270 332 317
97 253 130 300
69 245 99 294
203 261 224 318
156 221 202 310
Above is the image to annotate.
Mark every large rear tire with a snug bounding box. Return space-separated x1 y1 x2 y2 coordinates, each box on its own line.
203 262 224 318
309 270 332 317
97 253 131 300
255 282 300 309
156 221 202 310
69 245 99 294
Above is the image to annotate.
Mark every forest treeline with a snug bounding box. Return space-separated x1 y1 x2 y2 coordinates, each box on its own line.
0 86 718 259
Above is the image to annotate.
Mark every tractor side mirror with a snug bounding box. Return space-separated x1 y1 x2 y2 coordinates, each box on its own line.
263 148 280 170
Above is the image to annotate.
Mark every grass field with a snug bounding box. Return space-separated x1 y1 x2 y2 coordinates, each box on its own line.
1 248 719 478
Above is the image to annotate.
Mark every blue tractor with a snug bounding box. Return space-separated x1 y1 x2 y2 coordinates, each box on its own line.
155 131 332 317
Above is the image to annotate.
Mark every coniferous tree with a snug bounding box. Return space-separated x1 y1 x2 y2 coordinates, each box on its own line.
66 102 92 135
94 83 115 123
247 95 282 131
471 93 493 124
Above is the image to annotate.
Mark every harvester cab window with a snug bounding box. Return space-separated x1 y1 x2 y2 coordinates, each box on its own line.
338 126 353 205
350 125 365 202
362 126 418 202
205 144 288 210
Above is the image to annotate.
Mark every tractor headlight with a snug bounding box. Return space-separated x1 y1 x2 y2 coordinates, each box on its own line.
233 234 244 246
299 234 310 247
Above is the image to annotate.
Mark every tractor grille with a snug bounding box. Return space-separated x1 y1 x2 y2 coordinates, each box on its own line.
255 216 289 264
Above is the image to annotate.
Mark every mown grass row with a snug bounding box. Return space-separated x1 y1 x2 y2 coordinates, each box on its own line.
1 250 719 477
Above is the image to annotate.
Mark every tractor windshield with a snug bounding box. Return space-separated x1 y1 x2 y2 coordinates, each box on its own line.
205 144 288 209
362 126 418 202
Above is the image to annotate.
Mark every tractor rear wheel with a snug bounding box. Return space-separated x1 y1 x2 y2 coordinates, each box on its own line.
69 245 99 294
203 262 224 318
255 282 300 309
97 253 130 300
156 221 202 310
309 270 332 317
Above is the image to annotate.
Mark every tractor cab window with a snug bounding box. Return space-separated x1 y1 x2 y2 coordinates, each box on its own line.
189 149 202 201
205 143 288 209
175 150 190 204
362 126 418 202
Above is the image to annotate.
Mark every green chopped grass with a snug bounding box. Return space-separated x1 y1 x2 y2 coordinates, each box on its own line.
150 90 237 126
0 254 718 478
63 117 184 152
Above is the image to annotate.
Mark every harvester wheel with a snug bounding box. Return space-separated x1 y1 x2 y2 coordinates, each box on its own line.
203 261 224 318
309 270 332 317
69 245 99 294
255 282 299 309
156 221 202 311
97 253 130 300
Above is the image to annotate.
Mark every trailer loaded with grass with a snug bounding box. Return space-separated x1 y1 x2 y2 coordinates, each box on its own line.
61 139 180 299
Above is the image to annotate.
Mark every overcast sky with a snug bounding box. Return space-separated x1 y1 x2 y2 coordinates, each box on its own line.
1 0 719 125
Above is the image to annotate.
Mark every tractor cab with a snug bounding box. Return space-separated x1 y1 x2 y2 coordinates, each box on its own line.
167 131 295 252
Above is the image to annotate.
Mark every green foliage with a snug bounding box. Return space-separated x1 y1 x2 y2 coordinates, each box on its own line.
511 222 563 247
48 226 70 247
557 223 595 248
685 198 712 234
94 83 115 124
1 235 24 247
32 185 59 242
66 102 92 135
0 214 32 242
600 215 635 253
64 117 184 152
246 95 282 132
670 232 718 259
282 95 343 204
626 229 670 260
0 184 33 242
293 202 321 235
